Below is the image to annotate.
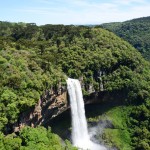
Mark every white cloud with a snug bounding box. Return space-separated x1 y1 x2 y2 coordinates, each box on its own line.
114 0 146 5
14 0 150 25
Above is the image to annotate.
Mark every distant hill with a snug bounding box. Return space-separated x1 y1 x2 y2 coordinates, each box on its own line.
100 16 150 60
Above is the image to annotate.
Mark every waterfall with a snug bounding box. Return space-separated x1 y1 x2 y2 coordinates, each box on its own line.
67 78 106 150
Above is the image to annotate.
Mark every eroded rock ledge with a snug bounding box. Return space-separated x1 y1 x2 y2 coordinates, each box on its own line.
13 84 125 133
14 87 68 132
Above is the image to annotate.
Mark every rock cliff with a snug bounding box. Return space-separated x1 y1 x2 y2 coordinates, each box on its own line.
13 81 125 133
13 86 68 132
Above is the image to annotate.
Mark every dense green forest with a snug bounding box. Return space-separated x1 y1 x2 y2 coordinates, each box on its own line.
0 21 150 150
0 126 77 150
100 16 150 60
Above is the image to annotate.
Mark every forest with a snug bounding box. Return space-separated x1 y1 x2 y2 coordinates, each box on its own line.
0 20 150 150
100 16 150 61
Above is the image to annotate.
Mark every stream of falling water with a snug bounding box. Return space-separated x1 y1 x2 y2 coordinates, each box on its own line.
67 78 106 150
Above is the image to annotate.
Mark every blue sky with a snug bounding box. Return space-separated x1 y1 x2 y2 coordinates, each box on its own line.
1 0 150 25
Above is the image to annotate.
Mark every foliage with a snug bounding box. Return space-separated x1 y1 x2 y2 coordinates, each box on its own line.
103 129 131 150
0 49 65 132
0 126 77 150
100 16 150 60
88 106 132 150
0 21 150 149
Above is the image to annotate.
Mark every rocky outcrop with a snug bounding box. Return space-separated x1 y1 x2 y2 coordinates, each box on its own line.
14 86 68 132
13 81 126 132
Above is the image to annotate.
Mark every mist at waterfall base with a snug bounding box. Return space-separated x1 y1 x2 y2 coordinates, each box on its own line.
67 78 106 150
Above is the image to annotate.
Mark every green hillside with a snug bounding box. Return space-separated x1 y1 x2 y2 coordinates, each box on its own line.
100 16 150 60
0 22 150 149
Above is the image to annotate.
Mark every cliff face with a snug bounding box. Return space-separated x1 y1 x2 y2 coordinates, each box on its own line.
13 84 126 133
14 87 68 132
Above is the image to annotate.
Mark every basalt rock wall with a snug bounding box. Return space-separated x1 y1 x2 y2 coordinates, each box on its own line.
13 85 126 132
14 87 68 132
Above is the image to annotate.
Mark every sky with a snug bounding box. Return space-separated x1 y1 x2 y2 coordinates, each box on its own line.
0 0 150 25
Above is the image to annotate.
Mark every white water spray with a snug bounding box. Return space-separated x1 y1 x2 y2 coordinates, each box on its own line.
67 78 106 150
